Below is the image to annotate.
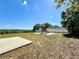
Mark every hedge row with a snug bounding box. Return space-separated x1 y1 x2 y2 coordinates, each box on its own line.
0 29 33 34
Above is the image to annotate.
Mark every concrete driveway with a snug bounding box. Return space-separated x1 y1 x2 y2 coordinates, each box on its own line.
0 37 32 54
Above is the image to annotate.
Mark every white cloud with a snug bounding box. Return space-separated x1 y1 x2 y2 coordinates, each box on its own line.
24 1 27 5
21 0 27 6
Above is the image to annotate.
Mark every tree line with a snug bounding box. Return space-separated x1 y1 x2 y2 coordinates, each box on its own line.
0 29 33 34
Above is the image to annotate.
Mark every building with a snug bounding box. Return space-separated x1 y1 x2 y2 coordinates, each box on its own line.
36 28 67 33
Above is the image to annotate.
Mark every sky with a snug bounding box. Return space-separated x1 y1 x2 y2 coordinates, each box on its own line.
0 0 65 29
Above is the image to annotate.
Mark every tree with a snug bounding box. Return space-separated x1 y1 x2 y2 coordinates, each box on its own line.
33 23 41 32
55 0 79 11
55 0 79 34
61 11 79 33
33 23 52 32
41 23 52 32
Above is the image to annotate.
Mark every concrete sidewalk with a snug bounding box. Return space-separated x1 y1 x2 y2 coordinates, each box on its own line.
0 37 32 54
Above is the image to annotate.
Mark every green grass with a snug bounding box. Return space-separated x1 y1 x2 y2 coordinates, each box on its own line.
0 33 79 59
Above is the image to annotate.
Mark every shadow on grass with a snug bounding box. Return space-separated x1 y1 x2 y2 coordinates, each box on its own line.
63 33 79 39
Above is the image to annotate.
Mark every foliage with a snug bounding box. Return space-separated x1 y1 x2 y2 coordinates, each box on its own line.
0 29 33 34
61 11 79 33
55 0 79 11
33 24 42 32
33 23 52 32
41 23 52 32
55 0 79 34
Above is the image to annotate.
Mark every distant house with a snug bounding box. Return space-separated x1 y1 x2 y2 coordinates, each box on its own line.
36 28 67 33
47 28 67 33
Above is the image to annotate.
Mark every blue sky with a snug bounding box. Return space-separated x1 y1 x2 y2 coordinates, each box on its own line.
0 0 64 29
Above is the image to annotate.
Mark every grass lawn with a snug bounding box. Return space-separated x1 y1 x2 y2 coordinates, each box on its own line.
0 33 79 59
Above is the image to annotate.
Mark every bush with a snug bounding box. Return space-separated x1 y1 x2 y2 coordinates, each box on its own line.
0 29 33 34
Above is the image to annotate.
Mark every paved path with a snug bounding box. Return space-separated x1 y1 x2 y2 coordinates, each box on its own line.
46 33 55 35
0 37 32 54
